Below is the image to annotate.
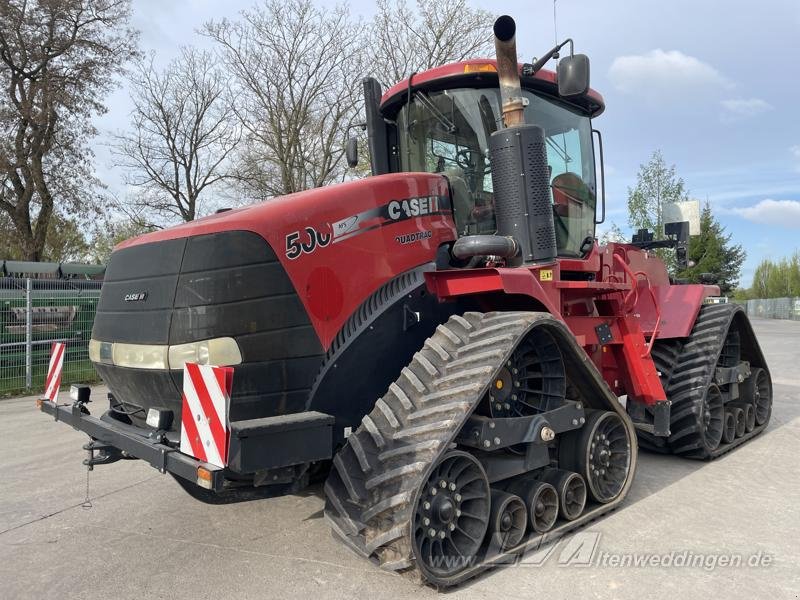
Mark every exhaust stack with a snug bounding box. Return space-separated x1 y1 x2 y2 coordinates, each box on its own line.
489 16 557 265
493 15 525 128
452 15 557 266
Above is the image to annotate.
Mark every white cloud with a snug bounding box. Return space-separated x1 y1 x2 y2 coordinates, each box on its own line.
608 49 732 100
720 98 773 121
732 199 800 228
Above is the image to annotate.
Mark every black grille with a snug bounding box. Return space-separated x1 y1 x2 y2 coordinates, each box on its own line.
92 230 324 429
489 124 557 263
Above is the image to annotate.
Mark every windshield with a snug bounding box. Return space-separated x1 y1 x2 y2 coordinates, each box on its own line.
396 87 596 257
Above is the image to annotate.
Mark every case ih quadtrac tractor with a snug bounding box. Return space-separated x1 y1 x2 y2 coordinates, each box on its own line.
40 16 772 586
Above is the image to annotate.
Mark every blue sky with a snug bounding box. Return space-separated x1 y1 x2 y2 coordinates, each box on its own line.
94 0 800 288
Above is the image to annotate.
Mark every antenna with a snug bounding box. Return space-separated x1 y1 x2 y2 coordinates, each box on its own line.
553 0 559 46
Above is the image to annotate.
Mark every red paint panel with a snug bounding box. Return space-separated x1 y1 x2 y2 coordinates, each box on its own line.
117 173 457 350
381 60 604 111
639 284 718 338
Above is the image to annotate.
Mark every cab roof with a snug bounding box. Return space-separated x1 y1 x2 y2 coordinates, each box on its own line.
380 59 605 118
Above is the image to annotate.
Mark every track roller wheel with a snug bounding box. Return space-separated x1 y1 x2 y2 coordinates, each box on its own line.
743 367 772 426
559 410 632 504
730 407 745 438
539 469 586 521
722 410 736 444
730 402 755 433
505 478 559 533
413 451 490 578
488 490 527 550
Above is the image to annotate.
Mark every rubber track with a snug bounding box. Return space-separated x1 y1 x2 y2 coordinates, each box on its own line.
662 304 766 459
635 339 682 452
324 311 561 580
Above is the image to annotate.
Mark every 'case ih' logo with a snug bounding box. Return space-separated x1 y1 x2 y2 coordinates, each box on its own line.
124 292 148 302
387 196 439 220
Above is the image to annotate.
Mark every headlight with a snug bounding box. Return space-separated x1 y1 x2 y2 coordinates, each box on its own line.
112 343 169 370
168 337 242 369
88 339 113 364
89 337 242 370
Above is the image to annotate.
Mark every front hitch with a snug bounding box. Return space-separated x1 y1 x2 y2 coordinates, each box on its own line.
82 440 123 470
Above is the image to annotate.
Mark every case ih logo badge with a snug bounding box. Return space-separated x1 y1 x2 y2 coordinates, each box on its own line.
124 292 148 302
387 196 439 220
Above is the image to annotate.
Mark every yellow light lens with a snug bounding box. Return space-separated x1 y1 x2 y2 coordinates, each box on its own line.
168 337 242 369
88 339 113 364
464 63 497 73
112 343 169 370
89 337 242 370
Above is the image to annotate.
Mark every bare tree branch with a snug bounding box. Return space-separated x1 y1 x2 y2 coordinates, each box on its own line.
203 0 365 199
369 0 495 87
0 0 138 260
111 47 241 222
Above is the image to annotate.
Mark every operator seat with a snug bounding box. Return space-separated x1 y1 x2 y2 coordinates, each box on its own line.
552 172 595 252
443 167 473 234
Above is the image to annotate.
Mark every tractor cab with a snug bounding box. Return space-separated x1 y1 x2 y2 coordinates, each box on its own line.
358 59 606 258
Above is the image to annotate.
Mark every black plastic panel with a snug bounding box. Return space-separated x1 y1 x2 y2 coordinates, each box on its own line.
180 230 274 272
102 238 187 282
169 294 311 344
93 230 325 432
93 238 186 344
174 262 294 307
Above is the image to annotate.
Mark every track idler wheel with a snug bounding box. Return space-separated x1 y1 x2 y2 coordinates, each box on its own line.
505 478 559 533
413 451 491 578
559 410 633 504
488 490 527 550
743 367 772 426
539 469 586 521
722 410 736 444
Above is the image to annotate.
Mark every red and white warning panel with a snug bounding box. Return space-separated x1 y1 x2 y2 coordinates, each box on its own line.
43 342 66 403
180 363 233 468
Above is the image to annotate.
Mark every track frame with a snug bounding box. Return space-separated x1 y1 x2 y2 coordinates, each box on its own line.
324 311 638 587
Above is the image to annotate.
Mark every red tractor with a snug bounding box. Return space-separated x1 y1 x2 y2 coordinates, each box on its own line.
40 15 771 586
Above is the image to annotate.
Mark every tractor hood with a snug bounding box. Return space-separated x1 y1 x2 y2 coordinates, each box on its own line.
110 173 457 351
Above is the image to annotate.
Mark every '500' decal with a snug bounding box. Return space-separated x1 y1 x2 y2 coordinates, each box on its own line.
285 227 331 260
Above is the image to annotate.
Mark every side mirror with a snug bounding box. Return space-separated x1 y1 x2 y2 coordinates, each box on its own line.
557 54 590 97
346 136 358 168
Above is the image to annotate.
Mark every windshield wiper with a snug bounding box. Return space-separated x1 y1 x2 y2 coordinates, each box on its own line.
546 136 572 165
414 91 457 134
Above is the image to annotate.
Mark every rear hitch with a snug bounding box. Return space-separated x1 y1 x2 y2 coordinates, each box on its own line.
82 440 123 471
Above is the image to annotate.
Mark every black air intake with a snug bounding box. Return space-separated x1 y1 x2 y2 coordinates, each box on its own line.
489 124 557 264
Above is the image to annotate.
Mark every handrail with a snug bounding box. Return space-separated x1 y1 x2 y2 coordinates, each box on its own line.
612 252 662 357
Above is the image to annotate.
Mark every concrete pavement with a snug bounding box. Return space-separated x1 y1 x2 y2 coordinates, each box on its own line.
1 318 798 599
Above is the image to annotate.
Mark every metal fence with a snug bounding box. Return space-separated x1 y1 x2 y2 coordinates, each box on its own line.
0 277 102 397
745 297 800 321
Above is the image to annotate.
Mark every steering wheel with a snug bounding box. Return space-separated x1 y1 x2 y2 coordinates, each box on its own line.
455 148 473 170
456 148 492 176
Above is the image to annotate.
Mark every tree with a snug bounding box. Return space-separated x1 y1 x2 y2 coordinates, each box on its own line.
674 202 745 294
0 0 138 260
1 209 91 262
88 217 155 263
747 252 800 299
627 150 689 238
626 150 690 269
203 0 366 199
112 47 240 223
598 222 627 245
369 0 494 86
